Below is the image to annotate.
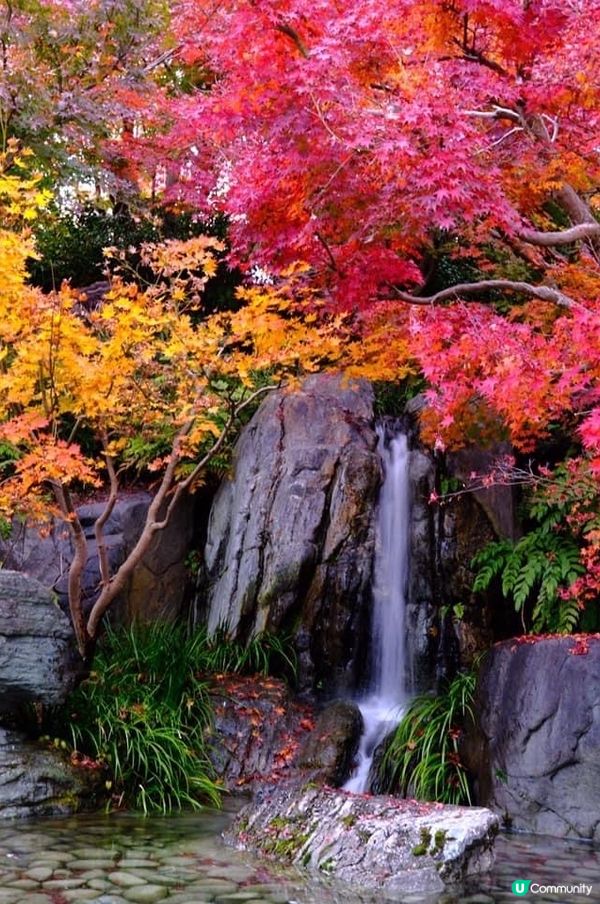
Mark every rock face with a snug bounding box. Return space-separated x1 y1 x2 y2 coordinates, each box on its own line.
204 375 381 692
207 675 315 791
0 571 83 711
0 727 99 819
472 635 600 840
297 700 363 786
0 492 200 625
0 572 101 819
203 377 522 693
405 435 521 682
227 784 499 895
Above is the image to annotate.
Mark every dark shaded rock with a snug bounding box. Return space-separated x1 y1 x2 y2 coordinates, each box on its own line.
0 492 201 625
226 784 498 894
449 446 520 542
407 441 522 679
119 492 199 624
0 727 100 819
204 374 381 693
207 675 315 791
297 700 363 786
0 572 83 711
470 635 600 839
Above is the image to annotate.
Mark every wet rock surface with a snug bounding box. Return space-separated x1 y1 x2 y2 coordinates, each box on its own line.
0 727 100 819
297 700 363 787
207 676 315 791
471 635 600 840
0 572 101 819
0 571 82 710
203 375 381 693
227 785 499 895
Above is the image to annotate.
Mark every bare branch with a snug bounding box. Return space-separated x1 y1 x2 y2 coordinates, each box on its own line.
276 22 309 58
556 184 598 227
384 279 577 309
541 113 559 143
51 482 89 658
486 125 524 150
463 104 523 124
519 221 600 246
85 384 278 641
155 384 278 530
315 231 338 271
142 45 182 74
94 433 119 587
450 39 509 77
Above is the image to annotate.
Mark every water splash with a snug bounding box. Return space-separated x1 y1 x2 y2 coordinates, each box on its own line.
343 426 411 793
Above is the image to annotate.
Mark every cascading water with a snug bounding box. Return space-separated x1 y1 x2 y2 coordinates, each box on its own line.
343 425 412 793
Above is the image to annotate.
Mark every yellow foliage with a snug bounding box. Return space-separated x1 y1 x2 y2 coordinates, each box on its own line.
0 155 406 523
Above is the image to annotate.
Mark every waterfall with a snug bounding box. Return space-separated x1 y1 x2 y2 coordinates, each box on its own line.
343 424 412 793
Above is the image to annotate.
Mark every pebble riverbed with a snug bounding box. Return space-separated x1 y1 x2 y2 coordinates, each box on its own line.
0 808 598 904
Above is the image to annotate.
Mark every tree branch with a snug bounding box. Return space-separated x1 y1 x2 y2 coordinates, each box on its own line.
94 433 119 587
154 384 277 530
51 482 89 658
85 384 278 642
462 104 522 124
384 279 577 309
276 22 309 58
519 222 600 247
315 231 338 271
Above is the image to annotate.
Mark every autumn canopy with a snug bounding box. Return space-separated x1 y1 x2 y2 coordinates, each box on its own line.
0 0 599 642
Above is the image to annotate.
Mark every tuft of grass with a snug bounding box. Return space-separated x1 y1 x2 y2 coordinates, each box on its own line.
49 621 297 814
190 624 297 681
378 668 477 805
62 622 220 814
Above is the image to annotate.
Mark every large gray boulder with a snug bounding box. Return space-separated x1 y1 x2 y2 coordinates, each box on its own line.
204 375 381 692
227 784 498 895
0 727 99 818
0 492 199 625
472 636 600 839
0 571 82 711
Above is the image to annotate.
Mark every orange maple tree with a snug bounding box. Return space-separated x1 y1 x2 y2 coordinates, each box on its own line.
0 152 349 658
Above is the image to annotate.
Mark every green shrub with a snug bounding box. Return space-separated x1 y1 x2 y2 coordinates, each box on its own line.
29 203 240 313
50 621 297 814
62 622 221 814
472 528 583 634
378 669 477 805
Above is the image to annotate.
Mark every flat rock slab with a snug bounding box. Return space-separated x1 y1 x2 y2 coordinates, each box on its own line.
225 784 499 895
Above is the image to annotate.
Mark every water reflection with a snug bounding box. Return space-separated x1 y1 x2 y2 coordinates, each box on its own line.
0 808 597 904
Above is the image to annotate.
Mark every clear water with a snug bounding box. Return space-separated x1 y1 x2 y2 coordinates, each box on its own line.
344 427 412 793
0 809 597 904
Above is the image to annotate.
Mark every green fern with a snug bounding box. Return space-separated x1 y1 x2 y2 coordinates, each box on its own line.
472 527 584 633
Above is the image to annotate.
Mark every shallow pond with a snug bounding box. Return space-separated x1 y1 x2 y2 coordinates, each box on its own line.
0 807 598 904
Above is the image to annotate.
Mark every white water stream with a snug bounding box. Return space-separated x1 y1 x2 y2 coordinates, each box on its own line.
343 426 412 793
